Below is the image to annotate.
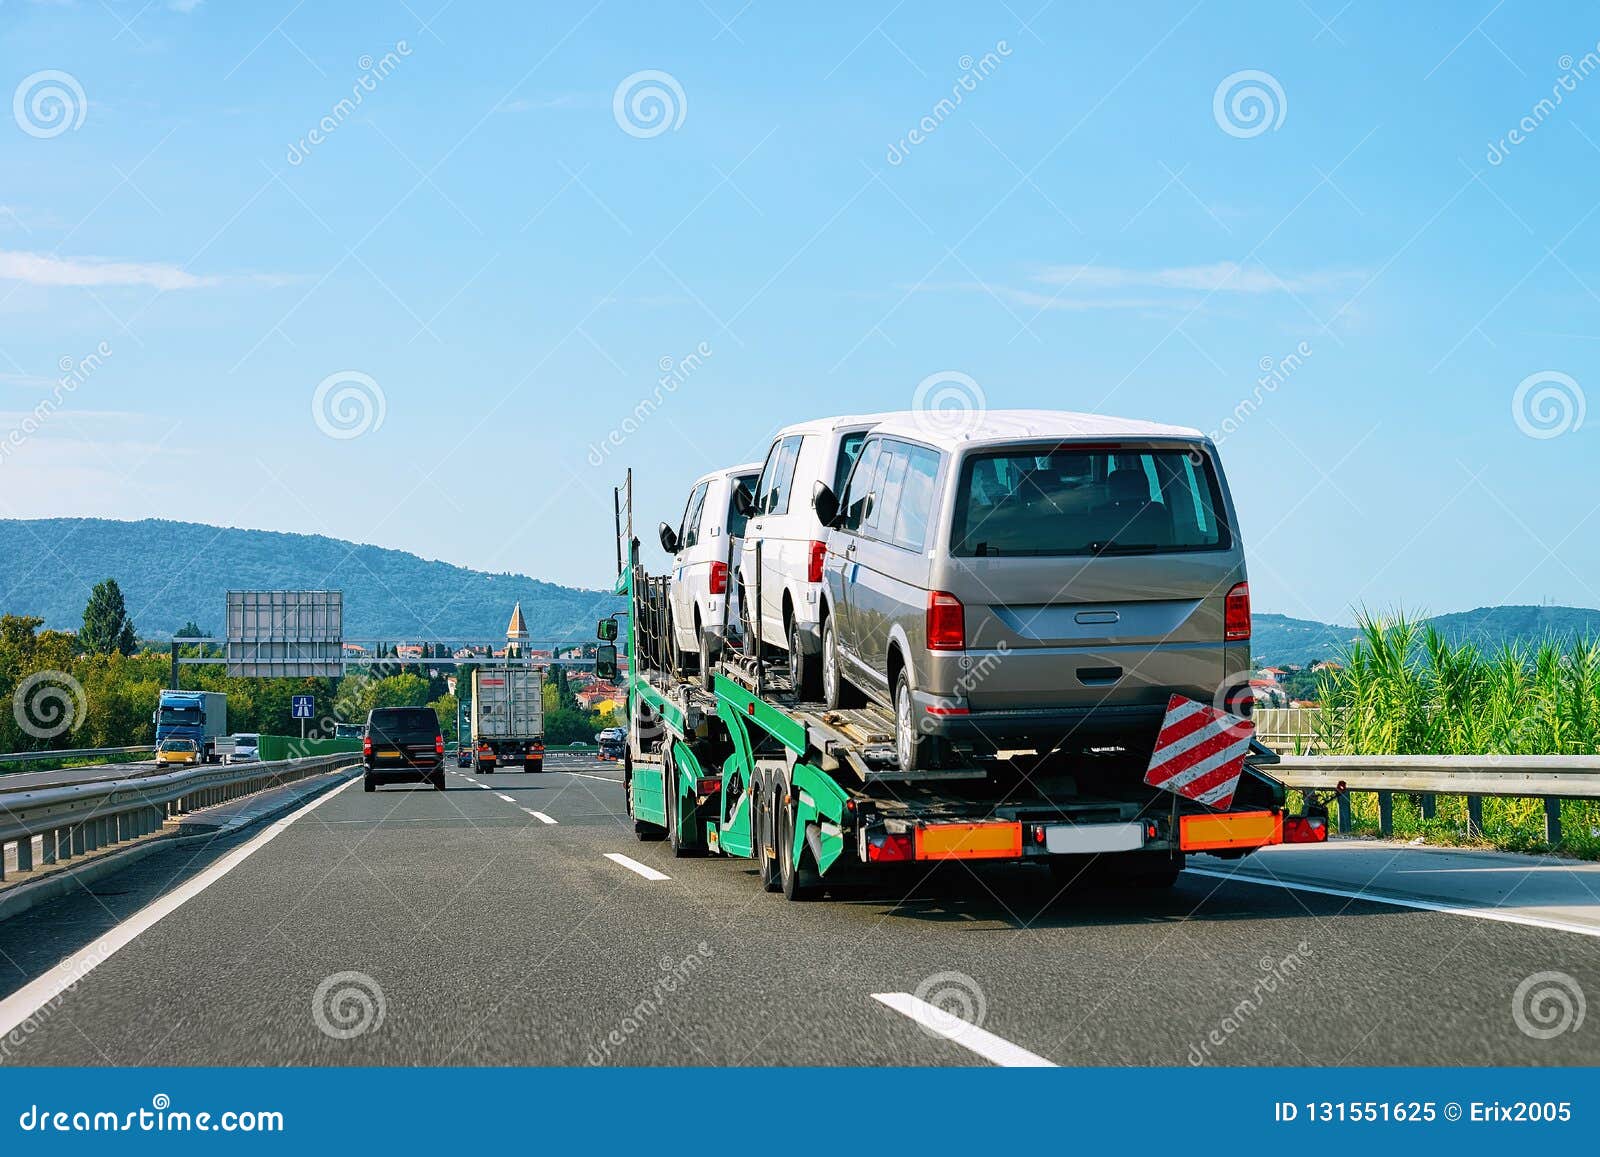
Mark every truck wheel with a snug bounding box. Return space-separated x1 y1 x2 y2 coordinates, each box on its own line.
665 754 698 857
778 797 820 901
757 776 781 893
789 622 820 701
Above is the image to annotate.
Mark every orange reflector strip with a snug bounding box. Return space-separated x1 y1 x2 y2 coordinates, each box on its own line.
1179 810 1282 852
914 822 1023 861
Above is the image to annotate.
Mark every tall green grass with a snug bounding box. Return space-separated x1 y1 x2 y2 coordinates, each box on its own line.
1309 612 1600 858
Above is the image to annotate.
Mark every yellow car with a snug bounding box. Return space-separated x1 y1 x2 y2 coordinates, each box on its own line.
155 738 201 767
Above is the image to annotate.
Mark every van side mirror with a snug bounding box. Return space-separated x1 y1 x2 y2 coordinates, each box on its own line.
595 643 618 681
657 521 679 554
733 484 755 517
596 618 618 642
812 480 839 527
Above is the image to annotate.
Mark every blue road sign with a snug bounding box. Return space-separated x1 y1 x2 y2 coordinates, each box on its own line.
291 694 315 719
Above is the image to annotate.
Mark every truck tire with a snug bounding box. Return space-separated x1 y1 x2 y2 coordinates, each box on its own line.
778 797 820 901
665 753 699 857
757 774 781 893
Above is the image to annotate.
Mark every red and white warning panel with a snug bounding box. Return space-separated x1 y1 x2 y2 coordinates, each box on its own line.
1144 694 1254 811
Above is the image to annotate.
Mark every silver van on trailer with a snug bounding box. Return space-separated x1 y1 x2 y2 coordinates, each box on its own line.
812 409 1252 771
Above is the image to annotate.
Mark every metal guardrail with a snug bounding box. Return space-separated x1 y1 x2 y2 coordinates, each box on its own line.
1273 754 1600 844
0 745 155 767
0 753 356 880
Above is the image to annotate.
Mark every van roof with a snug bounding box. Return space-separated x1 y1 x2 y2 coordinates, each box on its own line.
771 411 911 439
692 461 763 487
866 408 1206 451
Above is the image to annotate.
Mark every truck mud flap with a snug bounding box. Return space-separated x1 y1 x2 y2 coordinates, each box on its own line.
791 762 849 875
631 764 666 826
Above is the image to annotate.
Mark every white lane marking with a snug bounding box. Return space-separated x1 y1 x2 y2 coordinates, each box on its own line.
495 793 516 803
522 809 558 825
1185 867 1600 941
604 852 669 881
0 773 361 1038
568 772 622 783
871 993 1056 1067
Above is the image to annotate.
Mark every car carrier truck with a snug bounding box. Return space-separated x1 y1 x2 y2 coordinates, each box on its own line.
469 666 546 772
597 470 1328 900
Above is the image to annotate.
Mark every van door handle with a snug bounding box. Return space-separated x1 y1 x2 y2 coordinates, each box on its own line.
1075 611 1119 625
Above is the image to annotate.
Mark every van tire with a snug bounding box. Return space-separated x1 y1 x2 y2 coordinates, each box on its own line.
698 629 716 692
821 620 861 710
893 669 944 772
789 621 820 701
363 775 376 793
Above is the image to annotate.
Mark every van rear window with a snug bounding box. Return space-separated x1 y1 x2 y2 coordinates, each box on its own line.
369 708 439 734
950 445 1229 557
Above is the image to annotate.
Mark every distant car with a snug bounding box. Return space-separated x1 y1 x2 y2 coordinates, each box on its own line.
596 727 625 760
363 706 445 792
659 461 762 688
456 745 473 768
156 738 201 767
225 733 259 764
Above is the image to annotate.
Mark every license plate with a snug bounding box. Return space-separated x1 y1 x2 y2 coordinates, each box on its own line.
1045 822 1145 854
378 748 400 758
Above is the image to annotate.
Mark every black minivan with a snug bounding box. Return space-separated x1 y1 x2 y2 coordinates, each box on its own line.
363 706 446 792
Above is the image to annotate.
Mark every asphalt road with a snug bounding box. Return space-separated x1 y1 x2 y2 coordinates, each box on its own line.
0 752 1595 1066
0 759 160 792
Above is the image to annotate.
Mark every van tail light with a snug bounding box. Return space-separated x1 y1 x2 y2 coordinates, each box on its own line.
1224 582 1251 641
807 540 826 584
709 560 729 595
362 735 372 757
435 734 445 755
926 591 966 651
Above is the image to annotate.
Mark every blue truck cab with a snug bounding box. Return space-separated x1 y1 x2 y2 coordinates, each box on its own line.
153 690 228 764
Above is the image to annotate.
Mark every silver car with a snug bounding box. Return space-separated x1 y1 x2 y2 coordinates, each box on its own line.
814 409 1251 771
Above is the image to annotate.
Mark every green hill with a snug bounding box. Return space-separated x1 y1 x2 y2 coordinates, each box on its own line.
0 518 620 642
1252 606 1600 667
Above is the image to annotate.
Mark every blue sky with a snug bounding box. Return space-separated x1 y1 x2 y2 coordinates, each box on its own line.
1 0 1597 625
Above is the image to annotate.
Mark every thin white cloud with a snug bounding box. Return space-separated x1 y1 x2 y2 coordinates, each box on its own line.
1032 261 1362 295
0 250 219 290
498 94 589 113
169 0 205 11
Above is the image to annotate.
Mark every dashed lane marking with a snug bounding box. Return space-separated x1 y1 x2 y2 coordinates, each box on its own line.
870 993 1056 1067
604 853 669 881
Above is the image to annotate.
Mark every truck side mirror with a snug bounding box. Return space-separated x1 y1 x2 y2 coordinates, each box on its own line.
733 484 755 517
657 521 679 555
596 618 618 642
595 644 618 681
812 480 839 527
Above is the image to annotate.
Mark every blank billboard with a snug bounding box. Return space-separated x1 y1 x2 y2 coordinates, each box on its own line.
226 590 344 677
